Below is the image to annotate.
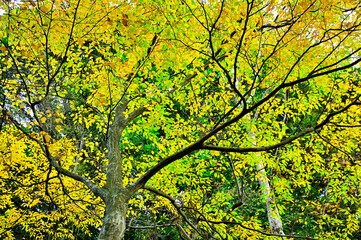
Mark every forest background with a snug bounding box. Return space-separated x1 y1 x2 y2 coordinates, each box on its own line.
1 0 361 239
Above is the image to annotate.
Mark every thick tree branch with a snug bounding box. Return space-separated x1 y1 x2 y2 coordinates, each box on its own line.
126 106 147 123
132 142 202 188
135 93 359 188
49 156 107 200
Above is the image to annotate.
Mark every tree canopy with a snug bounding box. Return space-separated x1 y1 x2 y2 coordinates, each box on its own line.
1 0 361 239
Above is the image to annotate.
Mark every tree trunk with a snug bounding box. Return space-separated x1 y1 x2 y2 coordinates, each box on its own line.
245 86 285 235
98 191 129 240
249 125 285 235
98 102 130 240
257 161 285 235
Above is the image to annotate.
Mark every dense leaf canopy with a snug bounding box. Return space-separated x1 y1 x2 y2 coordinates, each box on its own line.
1 0 361 239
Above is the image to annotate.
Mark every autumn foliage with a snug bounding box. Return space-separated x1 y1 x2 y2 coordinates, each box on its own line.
1 0 361 239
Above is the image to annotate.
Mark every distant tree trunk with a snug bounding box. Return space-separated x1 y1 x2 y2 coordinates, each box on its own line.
249 129 285 235
257 160 285 235
246 87 285 235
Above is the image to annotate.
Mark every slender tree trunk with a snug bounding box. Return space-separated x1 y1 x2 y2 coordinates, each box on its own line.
249 129 285 235
257 160 285 235
246 86 285 234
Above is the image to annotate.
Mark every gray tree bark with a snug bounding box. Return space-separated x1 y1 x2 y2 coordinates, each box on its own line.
98 191 129 240
97 101 146 239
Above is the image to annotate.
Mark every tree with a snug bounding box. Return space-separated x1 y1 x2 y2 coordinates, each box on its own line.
1 0 361 239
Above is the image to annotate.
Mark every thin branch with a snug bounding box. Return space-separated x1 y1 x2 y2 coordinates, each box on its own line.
7 114 107 201
129 223 175 229
32 0 82 107
199 219 316 240
143 186 203 237
202 96 360 154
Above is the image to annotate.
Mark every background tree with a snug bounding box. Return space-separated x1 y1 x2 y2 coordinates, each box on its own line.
1 0 361 239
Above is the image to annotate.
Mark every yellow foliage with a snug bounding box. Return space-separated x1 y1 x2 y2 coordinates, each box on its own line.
0 128 104 238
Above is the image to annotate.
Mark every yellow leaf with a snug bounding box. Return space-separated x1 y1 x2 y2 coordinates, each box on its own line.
109 62 115 68
41 117 47 123
44 134 51 142
30 133 37 137
20 103 25 109
20 50 27 56
31 43 41 51
77 38 84 46
55 125 61 131
40 6 49 13
99 98 107 104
